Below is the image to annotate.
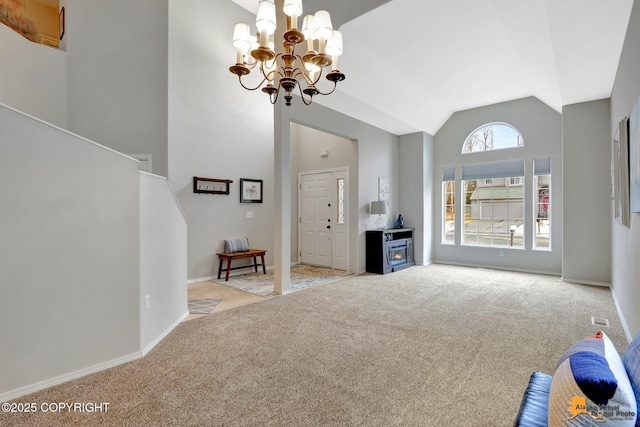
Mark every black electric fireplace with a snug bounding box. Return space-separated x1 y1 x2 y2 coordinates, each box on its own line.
366 228 414 274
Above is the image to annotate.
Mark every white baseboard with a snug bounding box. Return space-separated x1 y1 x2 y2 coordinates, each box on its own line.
141 310 189 356
0 351 143 403
434 260 560 277
611 289 633 343
560 277 611 288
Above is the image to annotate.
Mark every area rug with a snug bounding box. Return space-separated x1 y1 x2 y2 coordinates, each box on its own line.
187 299 220 314
216 264 352 297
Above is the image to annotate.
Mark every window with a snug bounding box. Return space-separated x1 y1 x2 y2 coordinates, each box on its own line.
461 160 524 248
442 167 455 244
533 158 551 250
462 122 524 154
337 178 345 224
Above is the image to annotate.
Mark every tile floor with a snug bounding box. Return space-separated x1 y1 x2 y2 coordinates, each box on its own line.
184 280 268 322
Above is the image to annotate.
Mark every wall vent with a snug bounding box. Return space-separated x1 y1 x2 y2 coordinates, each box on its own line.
591 317 610 327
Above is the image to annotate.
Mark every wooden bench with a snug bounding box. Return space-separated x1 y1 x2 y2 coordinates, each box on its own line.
216 249 267 281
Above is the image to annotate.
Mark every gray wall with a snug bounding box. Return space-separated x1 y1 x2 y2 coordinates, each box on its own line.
610 0 640 340
277 101 399 274
291 124 357 263
0 105 140 401
139 173 189 353
0 24 67 127
434 97 563 274
66 0 169 177
562 99 612 286
168 0 275 281
399 132 434 265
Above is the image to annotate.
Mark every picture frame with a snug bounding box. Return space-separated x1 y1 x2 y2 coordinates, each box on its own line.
240 178 263 203
59 7 65 40
378 176 390 207
630 97 640 213
614 116 630 227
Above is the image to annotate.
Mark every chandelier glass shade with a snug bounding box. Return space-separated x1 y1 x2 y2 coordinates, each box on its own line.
229 0 345 106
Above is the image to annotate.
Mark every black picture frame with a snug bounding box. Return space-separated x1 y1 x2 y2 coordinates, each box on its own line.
59 7 65 40
240 178 263 203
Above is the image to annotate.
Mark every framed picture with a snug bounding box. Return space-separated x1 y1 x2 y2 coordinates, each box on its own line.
240 178 263 203
378 176 390 207
614 117 631 226
59 7 65 40
630 97 640 213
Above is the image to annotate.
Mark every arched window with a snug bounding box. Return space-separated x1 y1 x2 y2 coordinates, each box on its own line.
462 122 524 154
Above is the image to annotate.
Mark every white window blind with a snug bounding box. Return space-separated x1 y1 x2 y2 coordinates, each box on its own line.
461 159 525 180
442 166 455 181
534 158 551 176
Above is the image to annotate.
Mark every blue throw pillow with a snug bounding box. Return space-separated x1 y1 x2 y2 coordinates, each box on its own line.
224 238 250 253
548 331 637 426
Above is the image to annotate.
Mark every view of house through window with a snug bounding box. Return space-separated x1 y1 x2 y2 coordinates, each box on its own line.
462 176 524 247
442 167 455 244
441 126 552 251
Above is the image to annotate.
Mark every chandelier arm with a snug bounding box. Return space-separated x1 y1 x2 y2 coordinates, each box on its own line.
313 81 340 96
297 81 314 106
237 75 269 91
269 80 282 105
260 53 285 80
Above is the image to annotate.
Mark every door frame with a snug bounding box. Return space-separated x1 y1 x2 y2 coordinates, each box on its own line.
298 167 350 271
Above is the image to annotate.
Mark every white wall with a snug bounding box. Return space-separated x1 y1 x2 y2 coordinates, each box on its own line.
0 24 67 127
610 0 640 340
65 0 169 177
562 99 612 286
0 105 140 401
139 173 189 353
168 0 275 281
433 97 563 274
399 132 434 265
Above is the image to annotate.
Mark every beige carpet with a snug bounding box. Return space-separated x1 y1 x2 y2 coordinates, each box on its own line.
1 264 629 427
217 264 353 296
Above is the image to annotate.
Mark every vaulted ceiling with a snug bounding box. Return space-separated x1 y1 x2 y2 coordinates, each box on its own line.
231 0 634 135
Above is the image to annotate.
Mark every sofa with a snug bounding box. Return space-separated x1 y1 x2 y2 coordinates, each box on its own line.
514 330 640 426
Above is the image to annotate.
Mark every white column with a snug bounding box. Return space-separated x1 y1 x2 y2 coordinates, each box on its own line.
274 100 291 294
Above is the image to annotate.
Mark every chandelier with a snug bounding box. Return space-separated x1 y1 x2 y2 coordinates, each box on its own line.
229 0 345 106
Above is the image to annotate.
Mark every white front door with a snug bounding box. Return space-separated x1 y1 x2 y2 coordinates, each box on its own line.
300 172 332 267
299 169 349 270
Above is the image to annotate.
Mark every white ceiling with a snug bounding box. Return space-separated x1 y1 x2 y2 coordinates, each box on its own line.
232 0 634 136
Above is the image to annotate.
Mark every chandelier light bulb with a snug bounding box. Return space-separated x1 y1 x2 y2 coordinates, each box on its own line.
301 15 315 39
283 0 303 18
313 10 333 40
325 30 343 57
256 0 277 36
232 23 251 52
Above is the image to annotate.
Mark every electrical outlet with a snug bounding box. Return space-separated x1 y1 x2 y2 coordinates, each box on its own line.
145 294 151 309
499 250 504 257
246 211 254 219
